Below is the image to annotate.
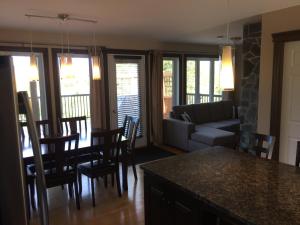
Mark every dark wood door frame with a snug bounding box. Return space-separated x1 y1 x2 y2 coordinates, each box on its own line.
270 29 300 161
0 46 54 135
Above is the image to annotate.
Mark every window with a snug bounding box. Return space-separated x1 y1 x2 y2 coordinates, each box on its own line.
57 54 91 145
186 58 222 104
10 54 48 122
58 55 90 119
163 58 179 118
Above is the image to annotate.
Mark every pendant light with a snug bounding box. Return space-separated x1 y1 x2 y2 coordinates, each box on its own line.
92 31 101 80
220 0 234 91
28 17 39 81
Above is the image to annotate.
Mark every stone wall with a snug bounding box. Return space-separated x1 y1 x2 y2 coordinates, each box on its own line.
239 22 262 132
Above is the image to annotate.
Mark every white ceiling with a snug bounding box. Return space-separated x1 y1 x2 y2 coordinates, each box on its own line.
0 0 299 44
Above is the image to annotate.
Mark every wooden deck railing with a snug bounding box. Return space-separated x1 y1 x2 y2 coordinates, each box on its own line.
61 94 90 118
186 93 222 105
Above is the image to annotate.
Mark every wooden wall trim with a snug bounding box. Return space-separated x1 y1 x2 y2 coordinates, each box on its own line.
270 29 300 161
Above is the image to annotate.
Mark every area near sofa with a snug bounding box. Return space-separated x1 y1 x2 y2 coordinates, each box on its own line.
163 101 240 151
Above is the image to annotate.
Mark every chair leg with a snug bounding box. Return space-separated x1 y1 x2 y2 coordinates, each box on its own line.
116 169 122 197
26 184 31 220
111 173 114 187
91 178 96 207
29 181 36 210
131 155 138 181
104 175 108 188
61 185 64 190
78 172 82 195
74 181 80 210
68 183 73 198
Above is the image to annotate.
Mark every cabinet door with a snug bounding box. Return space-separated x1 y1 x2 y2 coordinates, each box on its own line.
149 186 171 225
173 200 199 225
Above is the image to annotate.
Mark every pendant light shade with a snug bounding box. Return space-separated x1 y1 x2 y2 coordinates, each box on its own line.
92 55 101 80
220 45 234 90
29 53 39 81
60 54 74 79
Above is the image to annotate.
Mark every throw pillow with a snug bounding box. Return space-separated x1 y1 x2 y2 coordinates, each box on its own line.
181 112 192 122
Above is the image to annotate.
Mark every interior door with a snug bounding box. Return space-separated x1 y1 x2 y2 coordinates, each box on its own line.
279 41 300 165
108 54 147 147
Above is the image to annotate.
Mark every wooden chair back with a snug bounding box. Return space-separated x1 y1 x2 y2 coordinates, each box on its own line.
91 128 123 164
122 115 133 138
39 133 79 176
60 116 87 135
36 120 49 138
252 133 276 160
128 117 140 152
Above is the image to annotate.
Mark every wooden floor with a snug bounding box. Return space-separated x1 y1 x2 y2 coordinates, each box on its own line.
30 166 145 225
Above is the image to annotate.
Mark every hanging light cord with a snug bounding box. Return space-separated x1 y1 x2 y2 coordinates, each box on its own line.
93 31 97 56
28 16 33 53
226 0 230 43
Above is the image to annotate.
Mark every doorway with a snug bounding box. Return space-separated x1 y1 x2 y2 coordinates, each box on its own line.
108 54 147 147
279 41 300 165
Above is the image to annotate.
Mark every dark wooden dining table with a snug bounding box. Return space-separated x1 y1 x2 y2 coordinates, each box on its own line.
22 128 130 191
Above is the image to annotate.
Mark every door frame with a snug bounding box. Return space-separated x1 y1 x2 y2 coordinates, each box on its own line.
270 29 300 161
107 53 148 147
103 48 150 146
0 46 54 135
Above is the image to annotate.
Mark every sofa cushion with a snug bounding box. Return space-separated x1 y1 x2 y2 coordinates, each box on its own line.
193 103 211 124
191 126 235 146
173 105 197 122
199 119 240 132
222 101 234 119
209 102 225 122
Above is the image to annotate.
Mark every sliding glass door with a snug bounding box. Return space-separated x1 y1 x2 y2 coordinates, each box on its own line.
108 54 147 147
186 58 222 104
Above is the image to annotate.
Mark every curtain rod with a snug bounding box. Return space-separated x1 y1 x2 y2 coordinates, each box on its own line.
0 41 90 49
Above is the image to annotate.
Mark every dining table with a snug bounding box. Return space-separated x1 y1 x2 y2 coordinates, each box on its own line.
22 128 130 191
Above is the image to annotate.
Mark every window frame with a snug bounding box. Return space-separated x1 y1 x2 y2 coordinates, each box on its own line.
0 46 54 135
51 48 90 127
184 55 221 105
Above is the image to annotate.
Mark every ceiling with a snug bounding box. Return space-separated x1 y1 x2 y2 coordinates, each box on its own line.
0 0 299 44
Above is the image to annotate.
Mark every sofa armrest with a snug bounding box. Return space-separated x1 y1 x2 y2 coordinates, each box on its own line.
163 118 195 151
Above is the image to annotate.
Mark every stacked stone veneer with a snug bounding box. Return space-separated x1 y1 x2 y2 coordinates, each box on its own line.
239 22 262 132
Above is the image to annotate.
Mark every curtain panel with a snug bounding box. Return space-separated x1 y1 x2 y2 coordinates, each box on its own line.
89 47 106 129
148 50 164 145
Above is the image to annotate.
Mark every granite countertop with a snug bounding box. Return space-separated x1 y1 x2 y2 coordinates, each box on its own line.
141 146 300 225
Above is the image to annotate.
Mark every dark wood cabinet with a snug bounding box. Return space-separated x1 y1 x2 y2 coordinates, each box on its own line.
144 172 241 225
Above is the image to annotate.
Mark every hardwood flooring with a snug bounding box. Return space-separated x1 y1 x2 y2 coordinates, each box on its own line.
30 166 145 225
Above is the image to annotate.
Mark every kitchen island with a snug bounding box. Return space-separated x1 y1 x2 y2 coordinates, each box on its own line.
141 146 300 225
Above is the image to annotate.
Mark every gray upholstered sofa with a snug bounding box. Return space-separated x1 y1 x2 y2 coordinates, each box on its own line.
163 101 240 151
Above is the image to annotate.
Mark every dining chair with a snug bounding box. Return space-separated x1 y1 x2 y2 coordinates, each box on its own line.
241 132 275 160
126 117 140 180
295 141 300 167
39 133 80 209
25 168 36 218
77 128 123 207
59 116 87 136
35 119 49 138
122 115 133 138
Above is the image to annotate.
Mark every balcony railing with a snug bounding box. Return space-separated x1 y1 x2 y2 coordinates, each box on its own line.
186 93 222 105
61 94 90 118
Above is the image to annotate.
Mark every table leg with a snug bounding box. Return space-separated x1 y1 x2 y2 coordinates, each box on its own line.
121 146 128 191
